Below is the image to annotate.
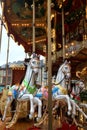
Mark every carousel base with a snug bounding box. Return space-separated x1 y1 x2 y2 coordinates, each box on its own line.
0 117 86 130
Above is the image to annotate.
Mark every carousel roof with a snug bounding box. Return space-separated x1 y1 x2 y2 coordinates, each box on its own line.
0 61 25 70
1 0 87 78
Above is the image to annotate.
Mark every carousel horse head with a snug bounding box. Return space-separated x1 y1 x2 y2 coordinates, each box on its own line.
60 60 71 79
18 52 41 95
56 60 71 87
22 52 41 87
29 52 40 74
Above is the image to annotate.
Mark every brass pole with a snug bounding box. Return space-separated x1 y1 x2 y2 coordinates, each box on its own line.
6 34 10 87
32 0 35 52
62 5 65 61
47 0 52 130
86 0 87 20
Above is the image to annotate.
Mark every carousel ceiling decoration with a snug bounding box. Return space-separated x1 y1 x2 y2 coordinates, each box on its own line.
1 0 47 53
0 0 86 53
0 0 87 76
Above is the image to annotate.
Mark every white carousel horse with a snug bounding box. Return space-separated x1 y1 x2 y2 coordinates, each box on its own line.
52 60 72 115
35 60 72 115
1 53 42 125
35 61 87 127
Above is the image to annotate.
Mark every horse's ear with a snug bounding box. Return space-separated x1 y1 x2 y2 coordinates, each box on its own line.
30 52 36 58
64 60 71 64
64 60 68 64
32 52 36 58
69 61 71 64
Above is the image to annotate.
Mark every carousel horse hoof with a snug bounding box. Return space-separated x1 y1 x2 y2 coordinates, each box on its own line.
29 114 33 120
6 122 14 128
33 116 41 123
6 124 11 128
67 111 71 115
1 118 4 122
6 125 11 129
36 117 41 122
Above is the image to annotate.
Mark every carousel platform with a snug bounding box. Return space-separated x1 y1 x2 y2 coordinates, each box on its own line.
0 117 86 130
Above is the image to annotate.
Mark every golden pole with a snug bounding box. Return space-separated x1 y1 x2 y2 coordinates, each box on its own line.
47 0 52 130
32 0 35 52
86 0 87 20
62 5 65 61
5 34 10 86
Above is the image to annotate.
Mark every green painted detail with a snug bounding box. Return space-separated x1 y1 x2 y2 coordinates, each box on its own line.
23 80 36 94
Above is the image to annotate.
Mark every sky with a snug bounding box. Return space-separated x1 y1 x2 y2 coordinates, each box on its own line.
0 4 26 66
0 27 25 66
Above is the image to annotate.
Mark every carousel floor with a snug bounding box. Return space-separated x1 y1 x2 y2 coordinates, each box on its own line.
0 117 86 130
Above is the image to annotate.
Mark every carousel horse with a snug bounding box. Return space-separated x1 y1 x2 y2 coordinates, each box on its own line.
52 60 72 115
35 61 87 127
1 53 42 128
35 60 72 115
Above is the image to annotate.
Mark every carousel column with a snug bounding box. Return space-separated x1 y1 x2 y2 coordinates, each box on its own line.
86 0 87 20
32 0 35 52
6 34 10 87
62 5 65 61
47 0 52 130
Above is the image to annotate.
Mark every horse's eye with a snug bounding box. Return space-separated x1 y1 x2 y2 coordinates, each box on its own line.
32 61 35 64
65 67 68 70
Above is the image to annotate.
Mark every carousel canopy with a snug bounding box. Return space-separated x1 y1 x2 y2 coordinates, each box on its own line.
0 0 87 78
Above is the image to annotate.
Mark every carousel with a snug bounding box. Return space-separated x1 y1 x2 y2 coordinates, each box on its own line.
0 0 87 130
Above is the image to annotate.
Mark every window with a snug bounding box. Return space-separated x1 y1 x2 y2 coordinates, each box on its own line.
0 68 12 86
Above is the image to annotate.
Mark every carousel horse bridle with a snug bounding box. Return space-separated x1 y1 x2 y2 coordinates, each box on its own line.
55 62 71 85
18 55 40 98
